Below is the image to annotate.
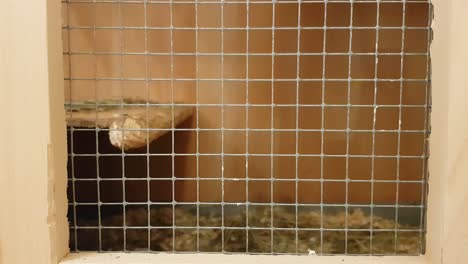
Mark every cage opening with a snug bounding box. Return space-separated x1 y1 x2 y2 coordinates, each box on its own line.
64 0 432 255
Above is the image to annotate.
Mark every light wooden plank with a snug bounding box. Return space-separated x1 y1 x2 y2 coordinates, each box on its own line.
427 1 468 264
61 253 430 264
0 0 69 263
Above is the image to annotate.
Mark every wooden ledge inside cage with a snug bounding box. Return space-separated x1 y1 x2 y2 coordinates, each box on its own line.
65 100 194 151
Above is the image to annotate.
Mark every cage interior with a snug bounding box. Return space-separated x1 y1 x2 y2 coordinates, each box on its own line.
63 0 432 255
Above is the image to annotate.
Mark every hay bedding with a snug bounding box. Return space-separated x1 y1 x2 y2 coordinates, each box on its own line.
73 205 421 255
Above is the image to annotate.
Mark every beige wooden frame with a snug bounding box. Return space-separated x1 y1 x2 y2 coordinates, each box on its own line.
0 0 466 263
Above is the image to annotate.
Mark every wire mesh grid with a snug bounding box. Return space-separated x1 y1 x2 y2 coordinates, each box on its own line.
63 0 432 255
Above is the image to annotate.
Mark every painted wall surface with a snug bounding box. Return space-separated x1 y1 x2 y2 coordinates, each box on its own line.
64 2 430 204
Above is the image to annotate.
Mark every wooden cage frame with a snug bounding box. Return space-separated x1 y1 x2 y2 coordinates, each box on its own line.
0 0 466 263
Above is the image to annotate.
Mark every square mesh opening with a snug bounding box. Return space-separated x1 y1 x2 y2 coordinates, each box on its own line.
64 0 432 255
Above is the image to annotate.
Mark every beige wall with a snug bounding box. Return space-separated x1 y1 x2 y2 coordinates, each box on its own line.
64 2 430 204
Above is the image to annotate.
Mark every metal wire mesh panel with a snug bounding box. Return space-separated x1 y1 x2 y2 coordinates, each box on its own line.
63 0 432 255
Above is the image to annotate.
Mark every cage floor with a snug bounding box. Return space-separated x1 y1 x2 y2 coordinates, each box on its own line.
71 205 422 255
